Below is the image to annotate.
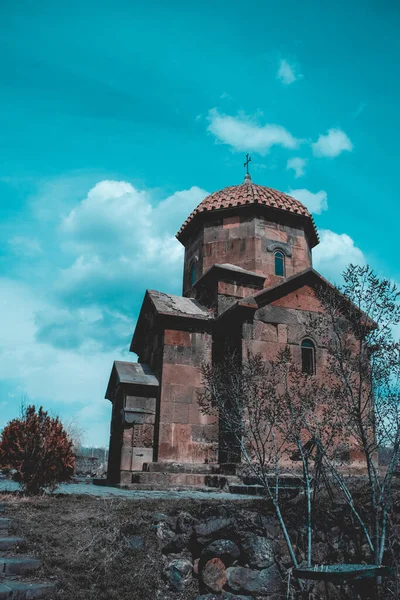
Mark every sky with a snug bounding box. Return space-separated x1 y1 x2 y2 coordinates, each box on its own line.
0 0 399 446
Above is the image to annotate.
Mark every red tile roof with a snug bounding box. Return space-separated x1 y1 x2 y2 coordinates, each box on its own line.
176 179 318 244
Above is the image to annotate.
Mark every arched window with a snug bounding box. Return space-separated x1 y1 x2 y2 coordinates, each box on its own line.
274 251 285 277
301 339 316 375
190 262 197 286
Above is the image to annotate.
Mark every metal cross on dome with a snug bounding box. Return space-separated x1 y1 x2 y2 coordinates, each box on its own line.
244 153 251 175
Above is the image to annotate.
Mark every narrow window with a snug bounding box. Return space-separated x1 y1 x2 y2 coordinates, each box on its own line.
274 251 285 276
190 262 197 286
301 339 316 375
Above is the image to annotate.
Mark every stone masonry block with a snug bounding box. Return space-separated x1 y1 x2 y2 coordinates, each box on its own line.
162 363 202 386
163 384 193 404
164 329 191 346
223 215 240 228
163 345 193 365
120 445 133 471
277 324 288 343
192 424 218 443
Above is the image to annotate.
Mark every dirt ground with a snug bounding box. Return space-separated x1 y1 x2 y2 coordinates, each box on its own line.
0 492 259 600
1 481 399 600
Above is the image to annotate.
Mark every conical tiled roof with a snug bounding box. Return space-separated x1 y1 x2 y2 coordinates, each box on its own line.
176 178 319 245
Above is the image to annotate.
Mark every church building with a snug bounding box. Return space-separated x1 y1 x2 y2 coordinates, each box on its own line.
105 169 338 485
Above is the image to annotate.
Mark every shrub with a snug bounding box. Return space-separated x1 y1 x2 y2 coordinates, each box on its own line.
0 405 75 494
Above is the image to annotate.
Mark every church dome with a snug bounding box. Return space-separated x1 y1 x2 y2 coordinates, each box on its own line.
176 177 319 247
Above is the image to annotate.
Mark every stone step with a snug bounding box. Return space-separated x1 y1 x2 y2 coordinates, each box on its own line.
130 471 240 488
0 538 25 552
143 462 218 474
142 462 243 475
0 580 54 599
118 483 223 492
0 557 41 577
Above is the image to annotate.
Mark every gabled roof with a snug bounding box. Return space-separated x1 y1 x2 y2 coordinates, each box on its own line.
147 289 212 319
239 268 330 308
105 361 159 401
217 267 375 329
130 289 213 354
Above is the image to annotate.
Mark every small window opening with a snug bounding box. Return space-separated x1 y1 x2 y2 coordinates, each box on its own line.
301 339 316 375
190 262 197 286
274 251 285 277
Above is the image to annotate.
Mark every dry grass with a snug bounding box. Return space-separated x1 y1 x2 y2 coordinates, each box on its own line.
0 492 256 600
1 483 399 600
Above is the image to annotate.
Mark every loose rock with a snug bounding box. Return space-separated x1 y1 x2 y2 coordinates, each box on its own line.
226 564 282 596
239 533 275 569
201 557 227 592
194 517 234 544
163 557 193 591
200 539 240 568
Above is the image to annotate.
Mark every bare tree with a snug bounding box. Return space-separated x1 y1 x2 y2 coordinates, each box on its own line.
199 351 332 572
199 264 400 581
315 265 400 567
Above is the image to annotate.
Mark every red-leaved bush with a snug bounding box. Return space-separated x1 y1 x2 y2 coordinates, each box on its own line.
0 405 75 494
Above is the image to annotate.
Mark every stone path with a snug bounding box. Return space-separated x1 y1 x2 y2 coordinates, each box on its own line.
0 503 54 599
0 480 258 501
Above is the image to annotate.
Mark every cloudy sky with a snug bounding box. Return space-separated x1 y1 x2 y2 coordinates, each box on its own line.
0 1 399 446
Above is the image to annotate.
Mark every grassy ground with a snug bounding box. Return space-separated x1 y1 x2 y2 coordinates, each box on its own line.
2 481 400 600
0 492 258 600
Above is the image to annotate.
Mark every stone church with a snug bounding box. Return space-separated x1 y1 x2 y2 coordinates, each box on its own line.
105 171 336 485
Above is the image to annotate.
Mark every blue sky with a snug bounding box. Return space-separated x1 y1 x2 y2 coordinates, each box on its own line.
0 0 399 446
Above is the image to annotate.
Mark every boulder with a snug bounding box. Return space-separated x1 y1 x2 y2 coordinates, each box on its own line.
194 517 234 544
239 533 274 569
226 564 282 596
163 557 192 591
233 511 279 539
200 539 240 568
201 557 227 592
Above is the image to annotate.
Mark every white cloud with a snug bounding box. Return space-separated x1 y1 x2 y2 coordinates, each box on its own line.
0 278 119 446
207 108 299 154
312 128 353 158
288 188 328 214
9 236 43 257
313 229 366 284
286 157 306 178
277 59 302 85
61 181 206 257
57 181 207 318
0 179 210 446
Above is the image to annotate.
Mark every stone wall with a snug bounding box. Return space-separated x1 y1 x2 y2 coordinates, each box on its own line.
157 328 217 463
182 209 312 296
